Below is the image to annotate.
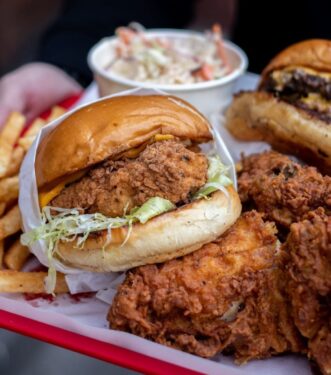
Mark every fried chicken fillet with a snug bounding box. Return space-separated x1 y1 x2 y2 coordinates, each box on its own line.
238 151 331 228
51 140 208 217
284 208 331 375
108 211 303 362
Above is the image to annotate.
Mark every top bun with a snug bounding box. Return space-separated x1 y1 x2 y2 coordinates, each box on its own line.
261 39 331 81
35 95 212 188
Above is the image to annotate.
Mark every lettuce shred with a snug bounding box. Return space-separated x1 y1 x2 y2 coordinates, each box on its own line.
193 155 232 200
21 155 232 293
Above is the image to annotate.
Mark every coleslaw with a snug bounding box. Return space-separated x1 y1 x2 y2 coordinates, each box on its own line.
107 23 232 84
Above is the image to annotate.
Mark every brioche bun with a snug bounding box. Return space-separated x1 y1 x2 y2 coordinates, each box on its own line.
260 39 331 86
36 95 212 188
225 91 331 173
35 94 240 272
55 188 241 272
261 39 331 82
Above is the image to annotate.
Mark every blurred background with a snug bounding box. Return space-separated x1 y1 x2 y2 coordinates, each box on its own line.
0 0 330 373
0 330 138 375
1 0 330 78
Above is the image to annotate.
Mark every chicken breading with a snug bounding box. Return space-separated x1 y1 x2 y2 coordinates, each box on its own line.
51 140 208 217
108 211 303 362
238 151 331 228
284 208 331 375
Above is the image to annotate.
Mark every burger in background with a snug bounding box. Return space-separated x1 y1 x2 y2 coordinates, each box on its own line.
225 39 331 174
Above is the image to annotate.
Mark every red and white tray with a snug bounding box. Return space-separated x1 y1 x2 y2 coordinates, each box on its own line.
0 76 313 375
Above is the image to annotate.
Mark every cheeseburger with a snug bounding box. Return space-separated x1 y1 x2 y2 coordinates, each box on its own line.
225 39 331 173
22 95 241 275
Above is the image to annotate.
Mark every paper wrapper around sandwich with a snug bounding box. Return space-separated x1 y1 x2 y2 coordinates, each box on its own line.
18 88 237 293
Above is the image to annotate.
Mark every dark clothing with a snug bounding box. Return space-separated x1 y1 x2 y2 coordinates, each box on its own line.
37 0 331 85
232 0 331 73
37 0 194 86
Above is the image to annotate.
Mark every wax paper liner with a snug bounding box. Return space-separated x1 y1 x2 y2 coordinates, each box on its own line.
18 87 237 293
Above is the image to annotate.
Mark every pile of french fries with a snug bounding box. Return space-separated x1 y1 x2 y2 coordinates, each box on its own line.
0 107 69 295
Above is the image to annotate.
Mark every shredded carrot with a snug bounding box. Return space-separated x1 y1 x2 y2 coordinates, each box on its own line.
212 23 232 74
200 63 214 81
116 27 137 45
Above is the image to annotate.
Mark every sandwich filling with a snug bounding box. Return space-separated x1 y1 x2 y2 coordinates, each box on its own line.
261 66 331 123
22 138 232 292
50 139 209 217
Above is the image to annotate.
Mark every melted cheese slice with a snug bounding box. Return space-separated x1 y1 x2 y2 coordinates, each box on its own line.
39 170 86 208
271 66 331 90
301 92 331 112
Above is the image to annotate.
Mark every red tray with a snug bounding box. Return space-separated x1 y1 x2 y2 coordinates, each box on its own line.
0 310 201 375
0 94 203 375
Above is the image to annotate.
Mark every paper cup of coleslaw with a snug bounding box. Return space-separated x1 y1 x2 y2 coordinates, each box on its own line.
88 29 248 116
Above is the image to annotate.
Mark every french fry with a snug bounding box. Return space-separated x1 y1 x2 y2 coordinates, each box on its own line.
0 241 4 269
4 146 25 177
0 112 25 177
24 118 46 137
0 175 19 202
4 238 30 271
0 270 69 293
17 136 35 151
18 118 47 151
47 106 66 122
0 205 21 240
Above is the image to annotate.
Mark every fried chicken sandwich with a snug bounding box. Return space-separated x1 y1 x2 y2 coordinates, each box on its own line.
226 39 331 173
22 95 241 276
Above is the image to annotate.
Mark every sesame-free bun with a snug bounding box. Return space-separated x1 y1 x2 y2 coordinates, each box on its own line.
261 39 331 82
225 91 331 174
55 188 242 272
35 95 212 188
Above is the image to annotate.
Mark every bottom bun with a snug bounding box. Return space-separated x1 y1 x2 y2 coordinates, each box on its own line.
225 91 331 174
56 187 241 272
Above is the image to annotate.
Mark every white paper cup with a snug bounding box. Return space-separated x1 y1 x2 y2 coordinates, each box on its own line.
88 29 248 117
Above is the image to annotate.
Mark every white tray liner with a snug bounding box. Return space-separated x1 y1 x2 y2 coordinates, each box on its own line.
0 81 311 374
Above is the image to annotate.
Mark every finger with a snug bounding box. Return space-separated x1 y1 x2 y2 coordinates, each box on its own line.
0 108 11 129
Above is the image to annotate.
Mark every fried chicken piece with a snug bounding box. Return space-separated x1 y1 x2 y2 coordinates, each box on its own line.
51 140 208 217
238 151 331 228
284 208 331 374
108 211 303 362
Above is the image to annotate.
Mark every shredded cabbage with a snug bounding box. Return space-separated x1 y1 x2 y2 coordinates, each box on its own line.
21 156 232 293
21 197 174 293
193 155 232 200
109 24 230 84
21 197 175 249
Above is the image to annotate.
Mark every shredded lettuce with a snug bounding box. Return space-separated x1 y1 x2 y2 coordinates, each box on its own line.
193 155 232 200
20 197 175 293
21 156 232 293
128 197 175 224
21 197 175 250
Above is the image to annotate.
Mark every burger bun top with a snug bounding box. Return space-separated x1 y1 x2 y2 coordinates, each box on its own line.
35 95 212 188
261 39 331 82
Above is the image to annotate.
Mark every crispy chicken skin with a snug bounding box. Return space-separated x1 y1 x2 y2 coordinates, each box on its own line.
108 211 303 361
284 208 331 375
238 151 331 228
51 140 208 217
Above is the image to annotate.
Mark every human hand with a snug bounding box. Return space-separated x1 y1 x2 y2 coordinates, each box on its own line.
0 63 82 127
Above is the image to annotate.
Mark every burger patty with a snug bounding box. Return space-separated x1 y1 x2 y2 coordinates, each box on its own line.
261 69 331 123
51 140 208 217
